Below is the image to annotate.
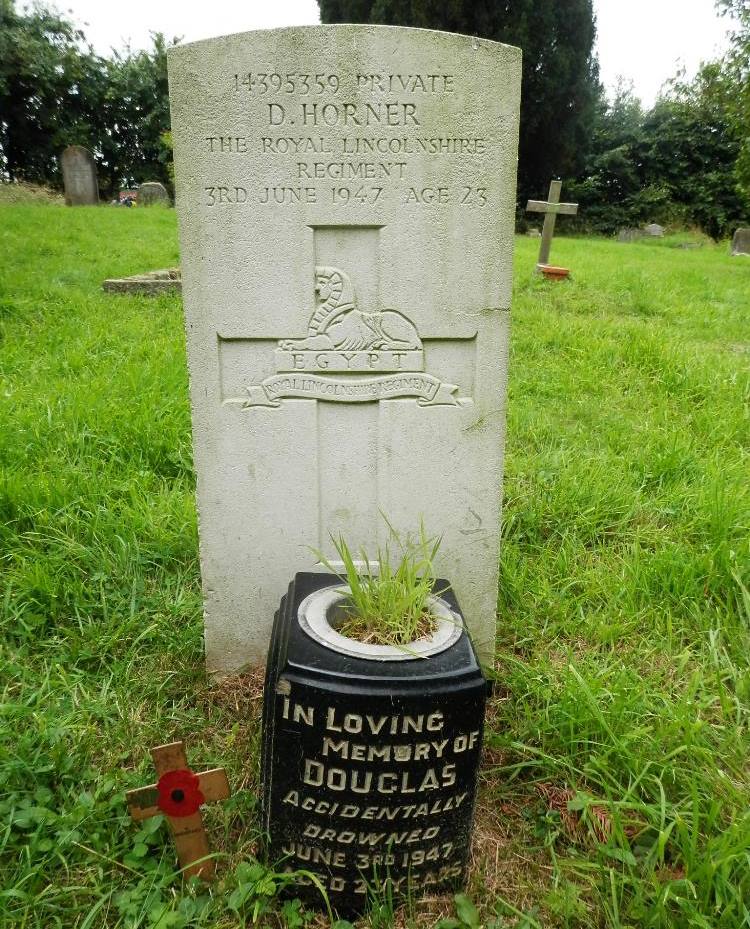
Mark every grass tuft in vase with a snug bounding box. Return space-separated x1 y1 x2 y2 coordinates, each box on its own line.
313 520 443 647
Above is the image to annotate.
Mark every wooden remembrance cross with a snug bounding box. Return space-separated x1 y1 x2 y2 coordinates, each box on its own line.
126 741 230 879
526 179 579 269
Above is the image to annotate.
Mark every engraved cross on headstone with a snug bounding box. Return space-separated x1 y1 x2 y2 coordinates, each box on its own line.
216 224 476 553
526 179 578 268
126 740 230 879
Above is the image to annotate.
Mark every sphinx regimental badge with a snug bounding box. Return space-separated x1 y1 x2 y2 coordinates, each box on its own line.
244 267 460 408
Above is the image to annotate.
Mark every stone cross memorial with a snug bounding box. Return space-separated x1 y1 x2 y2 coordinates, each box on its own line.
167 26 521 674
61 145 99 206
526 179 578 268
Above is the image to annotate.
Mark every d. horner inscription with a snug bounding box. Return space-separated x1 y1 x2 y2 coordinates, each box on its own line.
204 71 492 209
268 101 419 127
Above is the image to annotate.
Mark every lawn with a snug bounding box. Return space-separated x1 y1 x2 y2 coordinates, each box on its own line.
1 204 748 929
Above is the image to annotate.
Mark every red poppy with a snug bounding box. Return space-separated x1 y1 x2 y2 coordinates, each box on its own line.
156 769 205 818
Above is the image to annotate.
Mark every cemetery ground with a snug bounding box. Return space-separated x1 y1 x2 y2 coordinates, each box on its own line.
1 204 748 929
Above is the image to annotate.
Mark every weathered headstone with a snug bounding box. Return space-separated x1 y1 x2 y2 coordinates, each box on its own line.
61 145 99 206
168 25 521 674
644 223 664 237
526 179 578 269
138 181 171 206
526 227 541 237
731 227 750 256
617 227 644 243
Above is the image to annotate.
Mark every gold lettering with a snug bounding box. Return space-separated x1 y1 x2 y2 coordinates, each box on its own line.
303 759 324 787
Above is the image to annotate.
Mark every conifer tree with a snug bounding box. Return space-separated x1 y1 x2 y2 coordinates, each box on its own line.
316 0 601 203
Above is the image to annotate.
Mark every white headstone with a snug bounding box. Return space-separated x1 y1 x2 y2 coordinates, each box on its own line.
644 223 664 237
168 26 521 673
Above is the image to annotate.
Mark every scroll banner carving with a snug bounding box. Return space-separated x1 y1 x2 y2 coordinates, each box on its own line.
244 373 459 407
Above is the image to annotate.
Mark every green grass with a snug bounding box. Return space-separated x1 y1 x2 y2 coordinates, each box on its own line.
1 206 748 928
0 181 65 205
315 522 441 647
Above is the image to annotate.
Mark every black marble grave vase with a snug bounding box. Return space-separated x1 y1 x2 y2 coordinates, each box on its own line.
261 572 487 917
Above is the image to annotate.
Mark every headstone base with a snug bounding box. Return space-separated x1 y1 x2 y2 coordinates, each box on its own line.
537 264 570 280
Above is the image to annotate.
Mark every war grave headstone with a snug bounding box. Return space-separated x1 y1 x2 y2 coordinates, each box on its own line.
168 25 521 675
138 181 171 206
525 179 578 274
644 222 664 237
61 145 99 206
731 227 750 256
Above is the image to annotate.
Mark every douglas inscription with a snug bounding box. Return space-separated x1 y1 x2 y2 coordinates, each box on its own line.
261 574 487 915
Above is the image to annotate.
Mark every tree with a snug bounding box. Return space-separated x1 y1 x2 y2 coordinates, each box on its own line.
566 81 647 233
639 64 746 239
716 0 750 199
0 0 104 184
316 0 601 204
97 34 175 194
568 65 747 239
0 2 177 195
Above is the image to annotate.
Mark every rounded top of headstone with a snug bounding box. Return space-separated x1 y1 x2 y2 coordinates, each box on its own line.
297 586 463 661
62 144 95 158
138 181 171 205
168 23 522 59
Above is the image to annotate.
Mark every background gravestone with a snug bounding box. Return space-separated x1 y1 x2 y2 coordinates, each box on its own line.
644 223 665 237
168 25 522 673
103 267 181 295
731 228 750 256
138 181 171 206
618 227 644 243
61 145 99 206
